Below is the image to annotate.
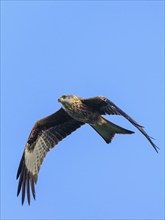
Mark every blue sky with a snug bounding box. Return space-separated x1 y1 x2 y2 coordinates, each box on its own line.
1 1 164 219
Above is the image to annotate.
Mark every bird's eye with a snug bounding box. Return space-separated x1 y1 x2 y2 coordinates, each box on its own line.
62 95 66 99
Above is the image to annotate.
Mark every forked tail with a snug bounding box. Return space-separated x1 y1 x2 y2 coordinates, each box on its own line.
91 117 134 143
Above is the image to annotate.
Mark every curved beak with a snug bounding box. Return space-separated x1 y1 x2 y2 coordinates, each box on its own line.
58 97 63 103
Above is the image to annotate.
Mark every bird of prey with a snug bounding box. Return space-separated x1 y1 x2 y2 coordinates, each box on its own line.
16 95 158 205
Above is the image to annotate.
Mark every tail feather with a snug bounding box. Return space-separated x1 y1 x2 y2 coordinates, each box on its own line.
91 117 134 144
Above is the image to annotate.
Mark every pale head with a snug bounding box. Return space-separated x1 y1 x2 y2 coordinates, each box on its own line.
58 95 80 104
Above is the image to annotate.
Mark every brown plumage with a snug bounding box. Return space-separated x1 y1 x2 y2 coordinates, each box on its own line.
16 95 158 205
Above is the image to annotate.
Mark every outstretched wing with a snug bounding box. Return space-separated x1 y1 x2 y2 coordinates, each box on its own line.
82 96 158 153
16 108 84 205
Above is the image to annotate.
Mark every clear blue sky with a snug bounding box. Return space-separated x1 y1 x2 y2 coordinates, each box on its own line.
1 1 164 219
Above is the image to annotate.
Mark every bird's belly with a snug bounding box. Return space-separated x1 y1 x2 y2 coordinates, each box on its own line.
72 112 98 123
63 106 99 123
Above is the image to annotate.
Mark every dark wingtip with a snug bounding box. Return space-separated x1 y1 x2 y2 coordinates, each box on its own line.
153 145 159 153
16 153 25 179
17 154 36 205
147 135 159 153
27 173 31 205
149 138 159 153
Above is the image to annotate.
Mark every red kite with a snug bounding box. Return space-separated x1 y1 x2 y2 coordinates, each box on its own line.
17 95 158 205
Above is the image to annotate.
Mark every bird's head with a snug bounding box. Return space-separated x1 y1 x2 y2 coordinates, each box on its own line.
58 95 79 105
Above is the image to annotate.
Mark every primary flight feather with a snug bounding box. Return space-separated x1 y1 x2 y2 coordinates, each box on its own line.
16 95 158 205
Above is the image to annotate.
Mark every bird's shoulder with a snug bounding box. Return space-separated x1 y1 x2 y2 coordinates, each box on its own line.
81 96 117 114
26 108 71 147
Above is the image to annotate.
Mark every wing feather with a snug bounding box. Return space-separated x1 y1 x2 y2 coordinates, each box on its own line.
17 108 84 205
82 96 158 152
27 172 30 205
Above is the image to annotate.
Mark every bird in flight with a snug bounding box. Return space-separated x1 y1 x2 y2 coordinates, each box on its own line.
16 95 158 205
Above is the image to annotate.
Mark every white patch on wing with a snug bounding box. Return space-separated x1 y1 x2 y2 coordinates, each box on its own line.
24 128 57 176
